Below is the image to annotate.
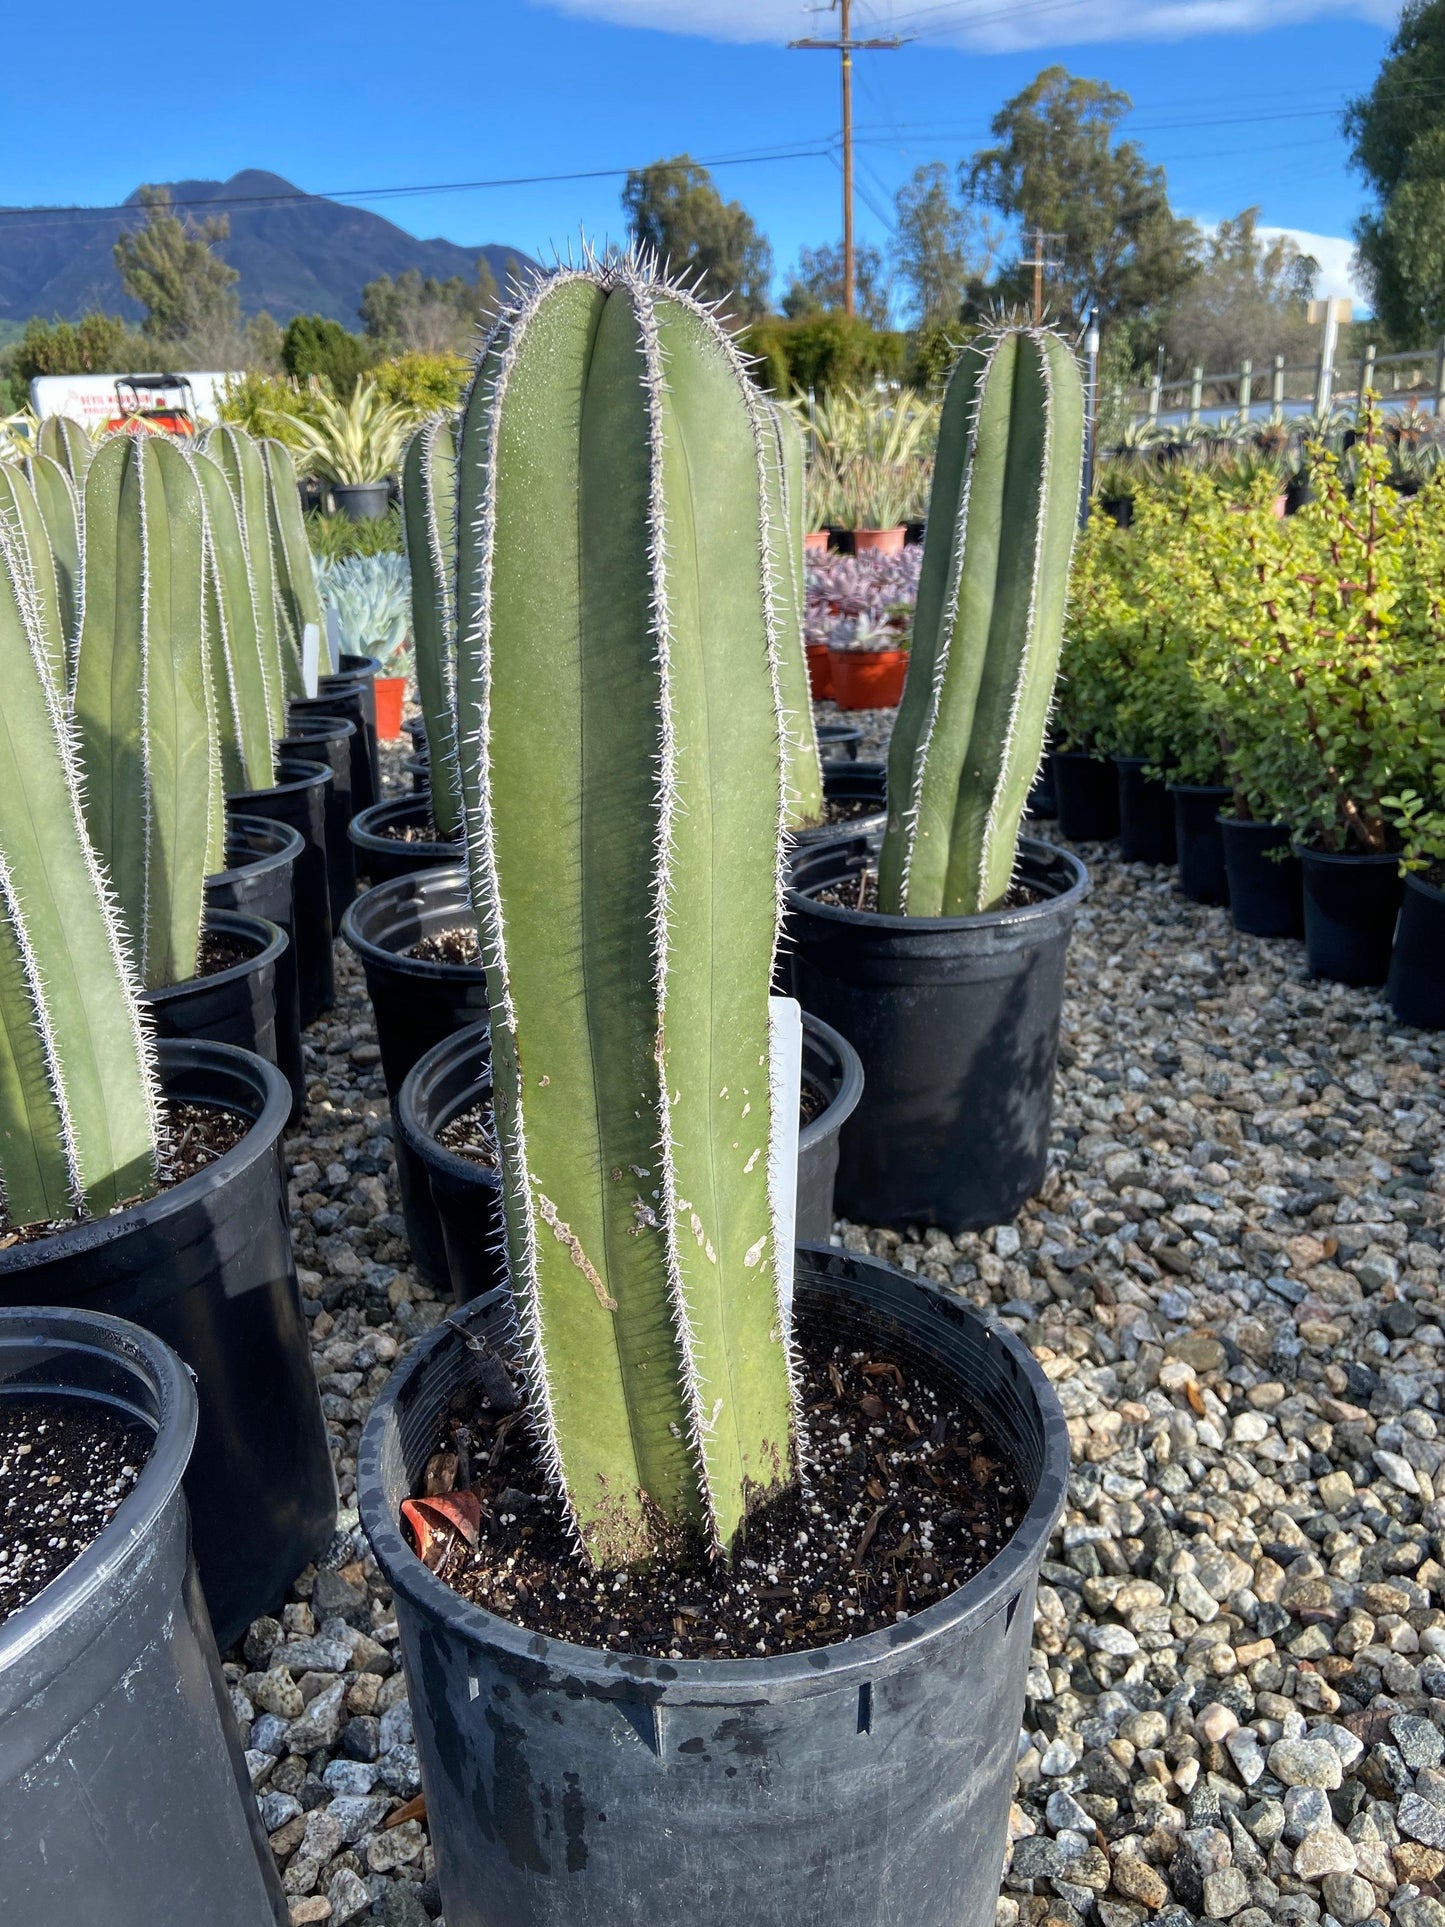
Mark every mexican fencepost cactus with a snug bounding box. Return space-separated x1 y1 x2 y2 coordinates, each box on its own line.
455 260 799 1569
23 454 83 689
37 412 94 485
763 400 824 830
263 438 331 676
879 329 1084 918
193 449 278 794
401 417 461 840
0 500 160 1225
0 465 68 698
74 433 219 992
203 424 291 732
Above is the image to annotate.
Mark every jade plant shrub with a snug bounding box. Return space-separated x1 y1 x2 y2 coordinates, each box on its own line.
880 327 1085 917
453 257 798 1570
0 465 161 1225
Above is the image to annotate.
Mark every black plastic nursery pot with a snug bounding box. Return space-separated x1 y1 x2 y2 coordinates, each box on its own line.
1218 817 1304 939
1388 873 1445 1030
0 1041 337 1650
1297 846 1405 988
350 794 466 887
206 817 305 1118
405 751 431 793
356 1245 1068 1927
792 760 888 850
1169 784 1231 906
787 835 1089 1232
796 1011 866 1242
1114 756 1177 865
1025 754 1057 821
816 721 862 761
332 481 390 521
340 865 490 1286
141 909 284 1075
1050 749 1118 842
405 715 428 754
227 756 335 1023
277 712 357 927
319 651 382 804
0 1306 287 1925
290 690 377 818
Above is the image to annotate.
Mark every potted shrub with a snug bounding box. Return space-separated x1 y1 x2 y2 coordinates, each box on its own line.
281 373 412 521
356 259 1067 1927
0 505 335 1647
1384 782 1445 1029
317 551 412 740
807 548 921 712
0 1306 289 1925
791 326 1089 1232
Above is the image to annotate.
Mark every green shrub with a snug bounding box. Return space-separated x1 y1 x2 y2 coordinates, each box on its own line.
742 313 906 398
306 507 405 562
372 351 469 416
282 316 374 396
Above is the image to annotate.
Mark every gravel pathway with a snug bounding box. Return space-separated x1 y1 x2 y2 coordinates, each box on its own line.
231 734 1445 1927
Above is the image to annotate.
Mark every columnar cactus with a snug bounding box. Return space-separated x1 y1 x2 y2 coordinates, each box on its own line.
455 259 798 1569
0 499 160 1225
74 433 220 992
193 449 278 795
0 465 68 698
24 454 82 689
764 400 824 830
879 329 1085 918
401 417 461 840
203 424 292 732
263 438 331 676
37 412 94 485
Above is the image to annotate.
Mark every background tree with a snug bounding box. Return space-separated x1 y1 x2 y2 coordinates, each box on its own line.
893 162 997 329
1161 208 1318 376
1347 1 1445 343
10 312 149 384
782 242 890 327
281 315 373 396
360 258 499 355
622 157 772 321
966 68 1196 331
114 186 242 359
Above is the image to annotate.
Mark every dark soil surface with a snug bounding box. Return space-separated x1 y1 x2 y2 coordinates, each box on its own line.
0 1396 149 1624
814 869 1043 914
822 795 884 825
197 930 254 977
405 925 481 965
406 1306 1025 1659
0 1101 248 1245
374 816 460 846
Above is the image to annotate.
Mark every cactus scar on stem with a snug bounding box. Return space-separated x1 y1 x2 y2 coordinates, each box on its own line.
535 1189 618 1311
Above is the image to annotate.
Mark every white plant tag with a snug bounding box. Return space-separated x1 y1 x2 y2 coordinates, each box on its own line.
302 621 321 698
768 994 804 1326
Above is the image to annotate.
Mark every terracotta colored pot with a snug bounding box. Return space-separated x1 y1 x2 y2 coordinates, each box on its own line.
806 641 834 700
804 529 829 553
829 646 909 709
851 527 907 554
374 675 407 740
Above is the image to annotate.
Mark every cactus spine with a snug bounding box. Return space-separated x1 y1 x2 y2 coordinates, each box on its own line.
401 418 461 840
879 329 1084 918
193 450 278 793
0 466 68 698
455 261 798 1569
0 501 160 1225
263 438 330 676
204 425 291 732
74 434 218 992
763 401 824 829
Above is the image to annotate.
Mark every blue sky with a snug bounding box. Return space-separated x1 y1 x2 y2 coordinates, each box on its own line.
0 0 1401 314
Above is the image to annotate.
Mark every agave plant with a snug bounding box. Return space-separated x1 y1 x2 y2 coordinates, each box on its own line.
282 379 414 488
316 553 412 670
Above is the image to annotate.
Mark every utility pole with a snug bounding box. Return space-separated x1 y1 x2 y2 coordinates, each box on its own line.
1018 228 1065 326
790 3 907 318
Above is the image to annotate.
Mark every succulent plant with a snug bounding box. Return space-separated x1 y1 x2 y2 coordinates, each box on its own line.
762 401 823 829
315 553 411 671
193 448 278 794
23 453 82 688
401 418 461 838
0 480 160 1225
263 437 331 675
0 464 69 698
454 258 798 1569
880 328 1085 917
282 379 413 488
73 433 222 991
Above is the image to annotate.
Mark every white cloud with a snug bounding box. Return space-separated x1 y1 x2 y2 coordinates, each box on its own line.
532 0 1400 52
1258 225 1369 309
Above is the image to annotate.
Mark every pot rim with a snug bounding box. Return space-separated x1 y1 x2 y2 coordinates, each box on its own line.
787 833 1090 936
395 1020 497 1188
348 796 464 856
340 866 482 984
226 755 332 807
1216 815 1293 836
357 1245 1069 1696
827 644 910 662
0 1305 197 1675
320 654 383 687
1403 869 1445 907
209 814 305 890
278 715 358 745
1165 782 1231 799
140 909 286 1009
0 1039 289 1275
1292 842 1402 868
797 1011 864 1154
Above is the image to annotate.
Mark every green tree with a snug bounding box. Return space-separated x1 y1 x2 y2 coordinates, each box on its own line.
1346 1 1445 343
967 68 1197 330
281 315 374 396
622 156 773 321
1160 208 1317 377
114 186 242 356
360 258 499 355
893 162 997 329
11 311 150 386
782 242 890 327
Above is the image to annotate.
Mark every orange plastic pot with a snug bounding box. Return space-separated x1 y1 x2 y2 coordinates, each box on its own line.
829 647 909 709
804 529 829 553
852 527 906 554
374 675 407 741
806 642 834 700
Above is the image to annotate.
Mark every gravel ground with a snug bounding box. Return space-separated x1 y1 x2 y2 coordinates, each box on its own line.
232 726 1445 1927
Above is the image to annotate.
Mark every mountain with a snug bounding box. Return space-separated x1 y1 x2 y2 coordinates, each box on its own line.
0 170 537 327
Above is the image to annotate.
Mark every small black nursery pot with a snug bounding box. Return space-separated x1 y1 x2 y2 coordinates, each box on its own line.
1169 784 1231 906
1051 750 1118 843
1297 846 1404 988
1218 817 1304 939
1388 872 1445 1030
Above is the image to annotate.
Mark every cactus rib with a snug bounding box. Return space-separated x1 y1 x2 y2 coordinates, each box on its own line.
401 418 462 840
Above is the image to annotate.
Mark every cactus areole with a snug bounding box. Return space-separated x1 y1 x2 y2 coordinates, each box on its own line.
881 329 1085 919
454 259 800 1570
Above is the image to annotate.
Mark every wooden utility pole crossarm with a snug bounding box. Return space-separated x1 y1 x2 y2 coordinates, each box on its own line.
789 2 908 318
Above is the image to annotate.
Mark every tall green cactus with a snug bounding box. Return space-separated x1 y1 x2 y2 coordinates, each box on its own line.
203 424 292 731
194 449 278 793
263 438 331 676
37 413 94 485
401 417 461 840
0 466 68 698
74 433 218 992
880 329 1084 918
0 505 160 1225
24 455 83 690
764 400 824 830
455 261 798 1570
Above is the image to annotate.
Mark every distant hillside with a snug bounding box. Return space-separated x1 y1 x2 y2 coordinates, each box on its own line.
0 170 537 327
